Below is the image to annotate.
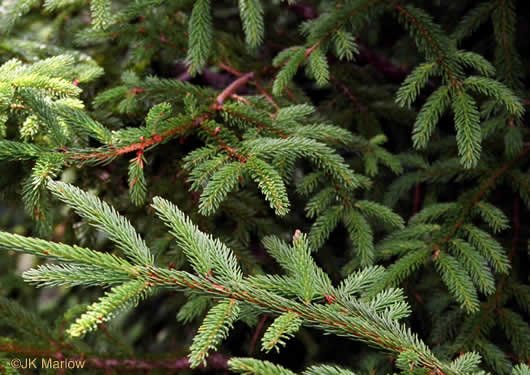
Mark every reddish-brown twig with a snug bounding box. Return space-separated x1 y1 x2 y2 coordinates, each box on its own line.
216 72 254 106
248 315 269 355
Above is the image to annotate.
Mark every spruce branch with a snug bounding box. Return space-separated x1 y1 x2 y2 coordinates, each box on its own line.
152 196 243 281
47 180 154 266
0 0 40 33
0 230 136 273
67 280 153 337
391 1 458 84
23 263 131 288
454 198 524 361
238 0 264 49
142 264 452 374
0 189 460 374
90 0 113 30
384 148 529 313
186 0 213 76
304 364 358 375
229 357 296 375
452 1 496 43
1 1 529 374
188 298 240 368
0 297 54 343
261 312 302 353
128 150 147 206
492 0 524 91
65 116 205 164
431 145 530 256
245 158 290 216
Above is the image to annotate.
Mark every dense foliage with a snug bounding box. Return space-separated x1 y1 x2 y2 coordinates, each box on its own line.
0 0 529 374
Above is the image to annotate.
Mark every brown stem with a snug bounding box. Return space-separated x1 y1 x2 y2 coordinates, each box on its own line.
216 63 280 110
216 72 254 106
217 62 243 77
254 78 280 111
248 315 269 355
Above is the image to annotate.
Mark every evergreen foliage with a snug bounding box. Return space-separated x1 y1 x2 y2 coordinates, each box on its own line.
0 0 528 374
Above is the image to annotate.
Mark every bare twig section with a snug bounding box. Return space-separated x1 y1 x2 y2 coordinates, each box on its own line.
248 315 269 355
216 72 254 106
